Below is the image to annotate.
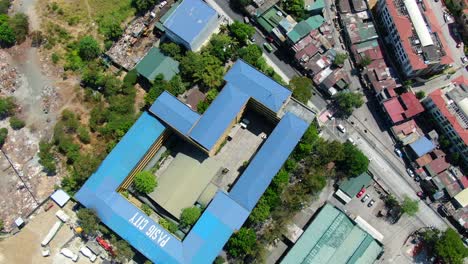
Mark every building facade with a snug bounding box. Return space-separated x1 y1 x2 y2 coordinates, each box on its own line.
376 0 452 78
423 88 468 164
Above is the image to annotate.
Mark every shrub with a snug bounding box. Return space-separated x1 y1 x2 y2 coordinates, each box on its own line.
51 53 60 64
416 91 425 99
9 116 25 130
159 218 178 233
0 127 7 147
141 204 152 216
77 126 91 144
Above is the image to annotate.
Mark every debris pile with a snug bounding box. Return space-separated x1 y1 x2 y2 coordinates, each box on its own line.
0 51 21 94
41 85 60 114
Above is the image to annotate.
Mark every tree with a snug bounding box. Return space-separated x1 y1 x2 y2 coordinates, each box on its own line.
132 0 157 12
315 140 344 165
248 197 270 223
360 56 372 67
0 14 15 46
205 34 236 63
9 116 25 130
180 206 201 227
133 170 157 194
333 53 348 66
238 44 262 65
111 237 135 263
289 76 312 104
160 42 183 60
180 52 224 89
78 36 101 61
435 228 468 264
339 143 369 177
38 141 56 175
229 21 255 44
9 13 29 44
283 0 305 20
416 91 426 99
0 127 7 148
0 0 10 14
401 196 419 216
334 92 364 117
213 256 225 264
226 227 257 258
99 18 123 40
77 208 100 234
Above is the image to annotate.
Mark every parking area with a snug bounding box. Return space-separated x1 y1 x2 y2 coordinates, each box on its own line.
329 183 423 263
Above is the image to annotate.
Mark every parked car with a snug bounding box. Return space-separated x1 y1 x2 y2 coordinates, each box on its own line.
361 194 370 202
417 191 424 198
80 247 97 262
406 168 414 177
457 42 462 48
158 0 167 8
394 148 402 157
240 118 250 129
266 36 274 43
461 56 468 64
326 113 335 120
414 175 421 182
356 188 366 198
60 248 79 262
244 16 250 23
368 199 375 207
337 124 346 133
443 12 452 22
347 137 356 145
263 42 273 52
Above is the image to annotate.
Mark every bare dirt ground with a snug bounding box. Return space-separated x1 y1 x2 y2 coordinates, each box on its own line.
0 0 83 231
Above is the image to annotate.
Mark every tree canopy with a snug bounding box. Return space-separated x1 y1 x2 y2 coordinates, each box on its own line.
334 92 364 117
338 143 369 177
111 235 135 263
133 171 157 194
77 208 100 235
0 14 15 46
435 228 468 264
238 44 262 65
401 196 419 216
333 52 348 66
78 36 101 61
0 96 16 118
229 21 255 44
160 42 184 60
8 13 29 43
205 33 237 63
180 52 224 89
132 0 158 12
180 206 201 227
289 76 312 104
283 0 306 20
248 197 270 223
226 227 257 258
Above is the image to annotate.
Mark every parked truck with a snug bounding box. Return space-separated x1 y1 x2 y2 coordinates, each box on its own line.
41 221 62 246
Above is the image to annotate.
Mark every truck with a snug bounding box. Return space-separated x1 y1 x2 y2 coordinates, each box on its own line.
80 246 97 262
55 210 70 223
41 221 62 246
60 248 79 262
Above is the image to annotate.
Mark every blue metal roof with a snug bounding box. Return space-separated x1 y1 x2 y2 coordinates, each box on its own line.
409 136 435 157
189 84 249 150
229 112 309 211
163 0 217 46
75 61 309 264
149 91 201 135
224 60 292 113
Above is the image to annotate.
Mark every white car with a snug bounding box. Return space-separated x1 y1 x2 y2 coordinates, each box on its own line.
159 0 167 8
347 137 356 145
326 113 335 120
337 124 346 133
406 168 414 177
461 56 468 65
240 118 250 129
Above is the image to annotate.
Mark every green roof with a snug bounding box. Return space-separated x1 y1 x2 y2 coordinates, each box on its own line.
306 0 325 11
257 5 286 33
338 172 372 197
281 204 382 264
287 15 324 43
135 47 180 82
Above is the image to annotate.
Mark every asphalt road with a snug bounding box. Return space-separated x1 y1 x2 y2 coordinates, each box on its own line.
321 119 448 230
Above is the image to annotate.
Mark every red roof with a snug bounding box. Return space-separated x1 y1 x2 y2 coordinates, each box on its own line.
428 157 450 175
461 176 468 189
452 75 467 86
392 119 418 135
383 0 452 70
400 92 424 118
383 97 405 123
428 89 468 145
416 154 433 167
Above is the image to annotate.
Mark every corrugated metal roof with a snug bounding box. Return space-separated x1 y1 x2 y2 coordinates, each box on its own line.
409 136 435 157
229 113 308 211
403 0 434 47
189 84 249 150
149 91 201 135
135 47 180 81
287 15 325 43
338 172 372 197
224 60 292 113
163 0 218 46
281 204 383 264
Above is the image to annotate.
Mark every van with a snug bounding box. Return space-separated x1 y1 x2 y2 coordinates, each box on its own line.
263 43 273 52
